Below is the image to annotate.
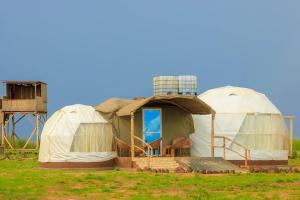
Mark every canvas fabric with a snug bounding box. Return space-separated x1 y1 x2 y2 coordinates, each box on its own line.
116 95 215 116
70 123 114 152
191 86 289 161
96 98 198 147
232 114 289 151
111 106 194 147
38 104 117 162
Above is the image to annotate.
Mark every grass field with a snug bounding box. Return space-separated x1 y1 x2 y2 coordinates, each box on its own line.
0 141 299 200
0 159 299 200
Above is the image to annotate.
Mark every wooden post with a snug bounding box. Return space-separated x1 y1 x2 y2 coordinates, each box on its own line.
289 116 294 157
11 114 15 148
34 83 37 99
248 150 251 160
36 114 40 150
211 114 215 157
1 112 4 146
223 137 226 160
130 112 135 159
244 149 248 167
2 81 4 98
284 115 294 157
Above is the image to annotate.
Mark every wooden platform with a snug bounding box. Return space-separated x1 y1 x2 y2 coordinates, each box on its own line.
175 157 242 173
116 157 243 173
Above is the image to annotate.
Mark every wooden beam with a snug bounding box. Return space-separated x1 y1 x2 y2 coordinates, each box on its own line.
23 127 37 149
1 112 4 145
289 116 294 157
244 149 248 167
216 135 248 149
2 82 4 98
40 113 47 125
13 131 20 140
36 114 40 150
4 135 14 149
34 83 37 99
26 115 36 126
5 149 38 152
284 115 294 157
223 137 226 160
11 114 15 148
3 111 46 115
2 113 13 146
2 113 12 129
14 114 26 125
211 114 215 157
130 112 135 160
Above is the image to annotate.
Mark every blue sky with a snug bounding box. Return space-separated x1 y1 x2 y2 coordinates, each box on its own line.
143 110 161 143
144 110 161 133
1 1 300 137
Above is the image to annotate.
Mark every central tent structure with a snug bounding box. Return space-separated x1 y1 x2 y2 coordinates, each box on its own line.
96 96 215 159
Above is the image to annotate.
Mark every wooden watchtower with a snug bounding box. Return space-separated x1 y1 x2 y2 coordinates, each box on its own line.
0 80 47 150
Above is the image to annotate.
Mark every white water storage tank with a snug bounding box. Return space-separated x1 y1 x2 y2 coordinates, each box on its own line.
153 76 178 95
153 75 197 96
178 75 197 95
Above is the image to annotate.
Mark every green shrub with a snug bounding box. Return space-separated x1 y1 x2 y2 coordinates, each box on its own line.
293 139 300 151
14 138 36 149
4 138 36 149
290 151 298 159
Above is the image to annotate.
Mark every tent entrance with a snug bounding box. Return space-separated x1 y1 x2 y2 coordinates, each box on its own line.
142 108 162 155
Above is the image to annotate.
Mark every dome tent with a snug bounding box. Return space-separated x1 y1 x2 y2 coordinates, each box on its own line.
39 104 117 167
190 86 289 164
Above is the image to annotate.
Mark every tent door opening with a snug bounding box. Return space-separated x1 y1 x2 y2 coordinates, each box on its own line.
142 108 162 156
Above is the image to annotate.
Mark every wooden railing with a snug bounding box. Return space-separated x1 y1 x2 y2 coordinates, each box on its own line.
133 135 153 167
1 98 47 112
214 136 250 167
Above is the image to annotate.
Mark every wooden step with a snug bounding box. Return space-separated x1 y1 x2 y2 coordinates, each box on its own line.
138 163 179 167
133 157 175 162
134 157 180 171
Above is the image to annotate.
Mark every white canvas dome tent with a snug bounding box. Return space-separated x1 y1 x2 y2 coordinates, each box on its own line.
191 86 290 165
39 104 117 168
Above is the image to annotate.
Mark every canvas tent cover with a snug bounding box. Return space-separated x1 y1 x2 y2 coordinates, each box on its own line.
191 86 289 161
116 96 215 116
96 96 214 147
39 104 116 162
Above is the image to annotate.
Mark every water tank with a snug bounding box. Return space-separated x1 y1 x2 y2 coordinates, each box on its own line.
153 76 178 96
153 75 197 96
178 75 197 95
